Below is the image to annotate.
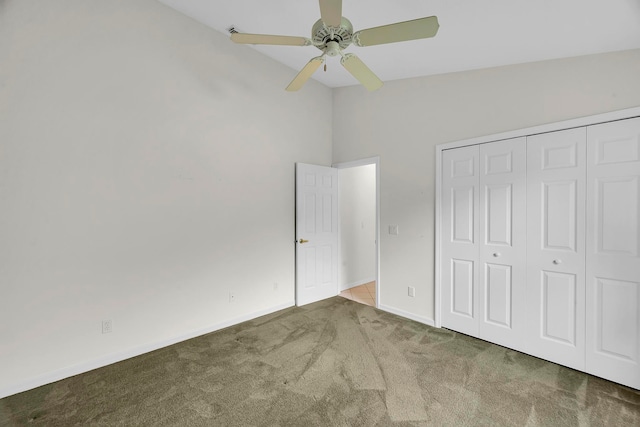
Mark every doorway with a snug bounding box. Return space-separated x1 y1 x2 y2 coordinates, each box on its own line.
334 158 379 307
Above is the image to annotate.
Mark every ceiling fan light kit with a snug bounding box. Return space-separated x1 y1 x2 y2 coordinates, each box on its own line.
230 0 439 92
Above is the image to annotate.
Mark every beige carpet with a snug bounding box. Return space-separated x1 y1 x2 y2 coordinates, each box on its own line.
1 297 639 426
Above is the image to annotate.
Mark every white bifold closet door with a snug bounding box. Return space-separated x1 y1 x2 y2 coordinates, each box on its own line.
526 128 587 371
441 145 479 336
585 117 640 389
479 139 527 350
441 116 640 389
441 138 527 351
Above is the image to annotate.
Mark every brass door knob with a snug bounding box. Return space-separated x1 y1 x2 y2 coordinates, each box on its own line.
299 239 309 244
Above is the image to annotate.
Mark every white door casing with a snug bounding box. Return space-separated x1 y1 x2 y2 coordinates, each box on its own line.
441 145 480 336
333 157 380 307
526 128 587 371
478 138 527 351
295 163 339 306
586 117 640 389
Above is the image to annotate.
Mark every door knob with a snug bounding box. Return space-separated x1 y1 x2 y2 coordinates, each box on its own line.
553 259 562 264
299 239 309 244
493 252 500 257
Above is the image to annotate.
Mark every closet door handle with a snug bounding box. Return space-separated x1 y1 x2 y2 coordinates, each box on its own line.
492 252 500 257
553 259 562 265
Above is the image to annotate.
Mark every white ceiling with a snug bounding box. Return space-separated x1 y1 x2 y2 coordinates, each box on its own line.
158 0 640 88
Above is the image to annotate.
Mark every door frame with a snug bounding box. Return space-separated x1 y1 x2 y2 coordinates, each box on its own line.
333 156 381 307
435 106 640 328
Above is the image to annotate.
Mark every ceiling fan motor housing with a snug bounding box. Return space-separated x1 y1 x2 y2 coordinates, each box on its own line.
312 17 353 51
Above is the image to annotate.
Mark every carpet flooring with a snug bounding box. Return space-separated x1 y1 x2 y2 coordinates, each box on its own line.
1 297 639 426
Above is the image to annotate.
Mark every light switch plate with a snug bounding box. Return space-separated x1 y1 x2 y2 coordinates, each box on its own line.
389 225 399 235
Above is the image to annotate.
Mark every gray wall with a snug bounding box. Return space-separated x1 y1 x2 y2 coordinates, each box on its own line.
332 49 640 323
0 0 332 397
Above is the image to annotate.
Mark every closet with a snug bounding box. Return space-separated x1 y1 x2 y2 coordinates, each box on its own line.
439 115 640 390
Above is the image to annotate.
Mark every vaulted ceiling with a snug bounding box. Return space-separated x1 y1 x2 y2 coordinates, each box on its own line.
158 0 640 88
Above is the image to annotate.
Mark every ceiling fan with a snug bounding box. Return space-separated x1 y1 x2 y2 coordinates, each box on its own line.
230 0 439 91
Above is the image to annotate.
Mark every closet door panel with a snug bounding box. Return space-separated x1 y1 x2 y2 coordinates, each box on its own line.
586 117 640 389
484 263 512 327
543 180 577 251
452 259 474 317
479 138 527 351
442 146 480 336
541 271 578 345
526 128 586 371
485 184 512 245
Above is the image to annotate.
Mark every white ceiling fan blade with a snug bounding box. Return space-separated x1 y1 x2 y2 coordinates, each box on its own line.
286 57 324 92
340 53 383 91
231 33 310 46
353 16 439 47
319 0 342 27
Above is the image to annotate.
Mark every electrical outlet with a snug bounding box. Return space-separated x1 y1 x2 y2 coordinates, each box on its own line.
102 320 112 334
229 292 235 302
408 286 415 297
389 225 399 235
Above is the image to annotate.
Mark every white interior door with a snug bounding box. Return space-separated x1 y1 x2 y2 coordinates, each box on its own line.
526 128 586 371
478 138 527 351
295 163 339 306
441 145 480 336
586 117 640 389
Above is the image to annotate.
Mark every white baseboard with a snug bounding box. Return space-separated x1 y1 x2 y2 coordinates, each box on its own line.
0 301 295 399
378 304 435 327
339 277 376 291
